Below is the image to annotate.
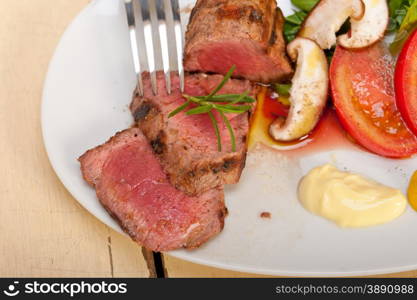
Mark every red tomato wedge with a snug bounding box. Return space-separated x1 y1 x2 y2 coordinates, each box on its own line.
330 42 417 158
395 29 417 135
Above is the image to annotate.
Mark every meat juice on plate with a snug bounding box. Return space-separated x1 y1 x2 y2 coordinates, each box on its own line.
248 87 355 157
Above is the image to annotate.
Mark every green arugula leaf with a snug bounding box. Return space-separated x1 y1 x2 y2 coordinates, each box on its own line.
389 0 406 16
390 0 417 54
399 0 417 32
285 10 307 25
274 84 292 96
291 0 319 12
387 0 409 32
284 11 307 42
283 1 349 59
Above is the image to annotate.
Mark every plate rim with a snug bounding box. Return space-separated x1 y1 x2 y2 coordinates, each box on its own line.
41 2 124 234
41 0 417 277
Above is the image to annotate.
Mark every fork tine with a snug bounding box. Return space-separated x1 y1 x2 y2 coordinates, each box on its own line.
163 0 179 73
132 1 150 73
124 0 144 96
171 0 185 92
156 0 171 94
126 0 184 96
147 0 165 95
138 0 158 95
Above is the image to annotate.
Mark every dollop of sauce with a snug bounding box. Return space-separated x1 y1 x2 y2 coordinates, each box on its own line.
298 164 407 228
407 171 417 212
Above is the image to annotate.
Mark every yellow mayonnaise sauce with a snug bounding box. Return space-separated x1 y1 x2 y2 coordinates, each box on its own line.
298 164 407 228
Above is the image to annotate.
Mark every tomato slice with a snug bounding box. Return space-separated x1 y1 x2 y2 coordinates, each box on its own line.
330 42 417 158
395 29 417 136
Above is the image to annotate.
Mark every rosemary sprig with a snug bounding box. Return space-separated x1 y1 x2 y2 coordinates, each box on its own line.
193 94 254 103
219 110 236 153
168 100 191 118
208 111 222 152
168 65 255 152
206 65 236 99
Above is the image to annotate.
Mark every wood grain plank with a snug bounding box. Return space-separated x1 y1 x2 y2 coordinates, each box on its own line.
0 0 148 278
163 255 273 278
164 255 417 278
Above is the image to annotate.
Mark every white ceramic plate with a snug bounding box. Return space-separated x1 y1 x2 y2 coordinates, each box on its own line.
42 0 417 276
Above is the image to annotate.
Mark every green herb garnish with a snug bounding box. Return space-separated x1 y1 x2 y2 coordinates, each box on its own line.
290 0 320 12
285 0 366 62
388 0 413 32
284 10 308 43
168 65 255 152
284 0 319 43
390 0 417 54
274 83 292 97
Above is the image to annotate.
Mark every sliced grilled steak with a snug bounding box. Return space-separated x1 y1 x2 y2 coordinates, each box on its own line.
184 0 292 83
130 72 253 196
79 128 226 251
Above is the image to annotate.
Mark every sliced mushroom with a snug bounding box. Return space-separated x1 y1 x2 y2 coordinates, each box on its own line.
269 38 328 142
338 0 389 48
298 0 365 49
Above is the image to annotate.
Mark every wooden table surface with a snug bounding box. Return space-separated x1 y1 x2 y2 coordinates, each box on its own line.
1 0 416 278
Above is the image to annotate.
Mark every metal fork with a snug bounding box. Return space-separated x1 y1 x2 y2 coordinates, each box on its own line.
124 0 184 96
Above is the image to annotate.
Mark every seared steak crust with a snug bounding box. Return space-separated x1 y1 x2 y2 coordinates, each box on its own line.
184 0 292 83
130 72 253 196
79 128 226 251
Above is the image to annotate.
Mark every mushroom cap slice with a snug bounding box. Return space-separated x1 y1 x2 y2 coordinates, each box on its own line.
269 38 329 142
298 0 364 49
338 0 389 49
